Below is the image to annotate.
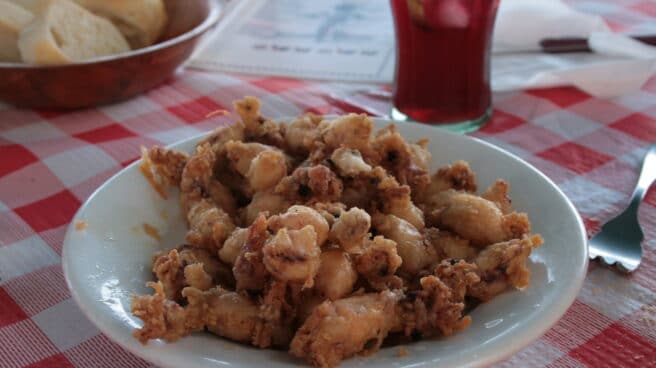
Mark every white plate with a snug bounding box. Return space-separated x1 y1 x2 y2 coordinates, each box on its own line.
63 118 587 368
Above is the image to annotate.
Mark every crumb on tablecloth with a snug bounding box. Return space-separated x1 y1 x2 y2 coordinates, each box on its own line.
397 348 409 357
75 220 88 231
142 223 161 241
640 304 656 313
639 304 656 326
592 287 602 296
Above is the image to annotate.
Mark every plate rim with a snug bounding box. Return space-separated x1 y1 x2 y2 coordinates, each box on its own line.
62 117 588 368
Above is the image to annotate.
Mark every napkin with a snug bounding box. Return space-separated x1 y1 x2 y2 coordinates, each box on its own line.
492 0 656 97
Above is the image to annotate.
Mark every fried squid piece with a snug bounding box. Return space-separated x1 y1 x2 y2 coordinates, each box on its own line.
317 113 373 152
482 179 513 214
262 226 321 288
371 125 431 194
185 199 236 251
355 236 404 291
418 160 477 203
329 147 373 177
329 207 371 253
198 122 245 153
233 96 285 147
253 280 301 348
180 143 236 215
268 205 330 246
152 245 233 301
233 214 270 292
284 113 323 155
376 168 425 230
400 260 480 338
224 141 288 194
468 235 544 301
290 290 403 368
139 146 189 198
314 249 358 300
275 165 343 204
312 202 346 227
132 283 261 345
296 292 326 326
426 189 530 247
179 144 236 250
131 282 204 344
424 228 479 261
372 214 436 275
218 228 248 265
241 191 291 226
183 286 260 343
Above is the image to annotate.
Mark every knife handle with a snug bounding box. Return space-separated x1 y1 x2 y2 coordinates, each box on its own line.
540 35 656 53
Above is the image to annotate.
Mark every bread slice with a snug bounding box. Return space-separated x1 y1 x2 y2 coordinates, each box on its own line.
18 0 130 65
74 0 167 49
0 0 34 62
11 0 49 13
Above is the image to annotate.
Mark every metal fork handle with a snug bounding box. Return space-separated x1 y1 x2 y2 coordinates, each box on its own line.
628 143 656 212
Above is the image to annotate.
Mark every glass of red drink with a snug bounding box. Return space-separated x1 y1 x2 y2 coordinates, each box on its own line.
390 0 500 132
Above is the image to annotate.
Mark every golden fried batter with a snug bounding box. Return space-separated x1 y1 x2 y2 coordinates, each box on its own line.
318 113 373 152
371 125 430 194
375 168 425 230
219 228 248 265
482 179 513 214
355 236 403 291
132 282 202 344
329 148 373 177
314 249 358 300
425 228 478 261
134 97 545 368
140 146 189 189
372 213 436 275
268 205 329 246
399 260 480 338
263 226 321 288
285 113 322 155
290 290 403 368
152 245 232 301
232 214 270 292
241 191 291 226
198 122 245 153
468 235 543 301
184 286 260 343
276 165 343 204
426 189 530 247
420 160 477 201
329 207 371 253
185 199 235 250
233 96 285 147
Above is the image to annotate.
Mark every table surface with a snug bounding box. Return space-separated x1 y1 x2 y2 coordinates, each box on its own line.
1 1 656 367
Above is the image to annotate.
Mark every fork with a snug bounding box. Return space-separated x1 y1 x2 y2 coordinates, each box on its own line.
588 143 656 273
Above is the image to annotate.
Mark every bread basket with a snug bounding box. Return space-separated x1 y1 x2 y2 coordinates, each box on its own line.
0 0 222 109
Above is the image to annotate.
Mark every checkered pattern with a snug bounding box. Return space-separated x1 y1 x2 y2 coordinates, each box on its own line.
1 1 656 367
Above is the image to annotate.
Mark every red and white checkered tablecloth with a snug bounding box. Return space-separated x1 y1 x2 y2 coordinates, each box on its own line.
1 1 656 367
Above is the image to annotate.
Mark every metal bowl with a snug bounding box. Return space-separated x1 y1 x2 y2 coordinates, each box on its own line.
0 0 222 109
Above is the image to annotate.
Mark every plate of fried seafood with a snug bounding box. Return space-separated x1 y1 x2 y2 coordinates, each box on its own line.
63 97 587 368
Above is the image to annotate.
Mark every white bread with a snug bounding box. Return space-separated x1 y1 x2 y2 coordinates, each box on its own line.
74 0 167 49
18 0 130 65
0 0 34 62
10 0 49 13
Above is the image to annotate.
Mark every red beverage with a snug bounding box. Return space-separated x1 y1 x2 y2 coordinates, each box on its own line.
391 0 500 129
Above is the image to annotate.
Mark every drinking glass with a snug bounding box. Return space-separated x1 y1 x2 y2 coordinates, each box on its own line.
390 0 500 133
